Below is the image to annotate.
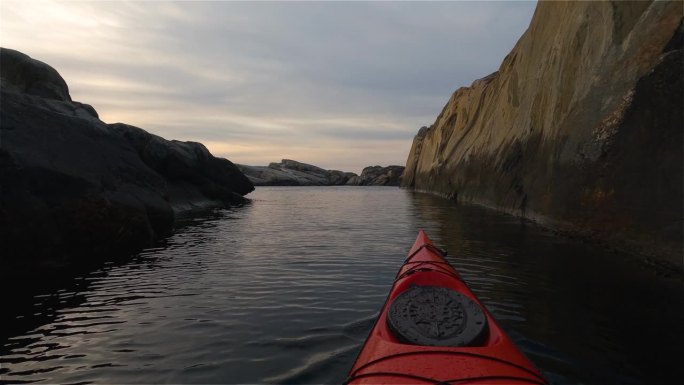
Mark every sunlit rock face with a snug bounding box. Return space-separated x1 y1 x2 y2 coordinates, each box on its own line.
0 48 254 267
402 2 683 265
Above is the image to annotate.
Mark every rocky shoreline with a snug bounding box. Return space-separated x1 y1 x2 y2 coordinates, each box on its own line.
238 159 404 186
0 48 405 272
0 48 254 269
402 2 683 268
2 1 680 276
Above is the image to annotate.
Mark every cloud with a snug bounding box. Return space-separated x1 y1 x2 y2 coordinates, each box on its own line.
0 0 536 173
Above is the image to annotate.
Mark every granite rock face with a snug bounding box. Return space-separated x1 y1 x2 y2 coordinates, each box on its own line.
238 159 357 186
402 2 683 266
0 48 253 268
346 165 405 186
238 159 404 186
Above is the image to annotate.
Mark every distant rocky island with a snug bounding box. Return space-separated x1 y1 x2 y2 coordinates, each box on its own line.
0 48 254 269
402 1 683 267
238 159 404 186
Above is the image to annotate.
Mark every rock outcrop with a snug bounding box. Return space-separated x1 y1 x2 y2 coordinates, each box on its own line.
346 165 405 186
238 159 405 186
238 159 357 186
402 2 683 266
0 48 254 268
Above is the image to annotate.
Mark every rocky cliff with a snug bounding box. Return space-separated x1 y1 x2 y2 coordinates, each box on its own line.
0 48 254 269
402 1 683 266
238 160 404 186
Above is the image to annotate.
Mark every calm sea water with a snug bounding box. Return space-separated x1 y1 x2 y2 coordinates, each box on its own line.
2 186 682 384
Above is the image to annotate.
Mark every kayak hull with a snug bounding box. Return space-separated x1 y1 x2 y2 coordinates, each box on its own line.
346 230 547 385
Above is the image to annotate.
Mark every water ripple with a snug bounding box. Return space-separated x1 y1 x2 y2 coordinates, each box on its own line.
2 187 682 384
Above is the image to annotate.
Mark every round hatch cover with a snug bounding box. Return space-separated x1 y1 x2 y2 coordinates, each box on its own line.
387 285 488 347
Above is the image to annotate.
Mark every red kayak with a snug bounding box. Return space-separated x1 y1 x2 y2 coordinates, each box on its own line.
346 230 548 384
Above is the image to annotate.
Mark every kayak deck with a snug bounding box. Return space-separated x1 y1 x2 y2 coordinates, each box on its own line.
346 230 547 385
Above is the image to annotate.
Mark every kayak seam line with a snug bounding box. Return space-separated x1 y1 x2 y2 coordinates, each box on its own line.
347 233 548 385
348 350 547 383
404 244 447 263
394 266 463 283
344 370 440 384
345 372 548 385
445 374 549 385
347 242 452 376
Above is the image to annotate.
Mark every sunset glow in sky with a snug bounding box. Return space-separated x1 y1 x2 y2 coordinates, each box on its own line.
1 1 536 173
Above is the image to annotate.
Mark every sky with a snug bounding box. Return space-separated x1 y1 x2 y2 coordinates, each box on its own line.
0 1 536 174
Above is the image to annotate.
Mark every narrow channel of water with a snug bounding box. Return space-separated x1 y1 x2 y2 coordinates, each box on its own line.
1 187 682 384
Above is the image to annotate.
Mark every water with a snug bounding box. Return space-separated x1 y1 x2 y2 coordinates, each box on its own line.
1 186 682 384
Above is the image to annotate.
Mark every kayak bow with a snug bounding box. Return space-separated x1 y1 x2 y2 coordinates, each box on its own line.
346 230 547 385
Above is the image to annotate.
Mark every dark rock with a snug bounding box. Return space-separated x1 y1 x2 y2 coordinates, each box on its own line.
328 170 357 185
347 165 405 186
238 159 404 187
0 47 254 269
111 123 253 209
278 159 329 176
0 48 71 101
238 159 357 186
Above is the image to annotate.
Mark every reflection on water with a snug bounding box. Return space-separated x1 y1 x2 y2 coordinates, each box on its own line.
1 187 682 384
